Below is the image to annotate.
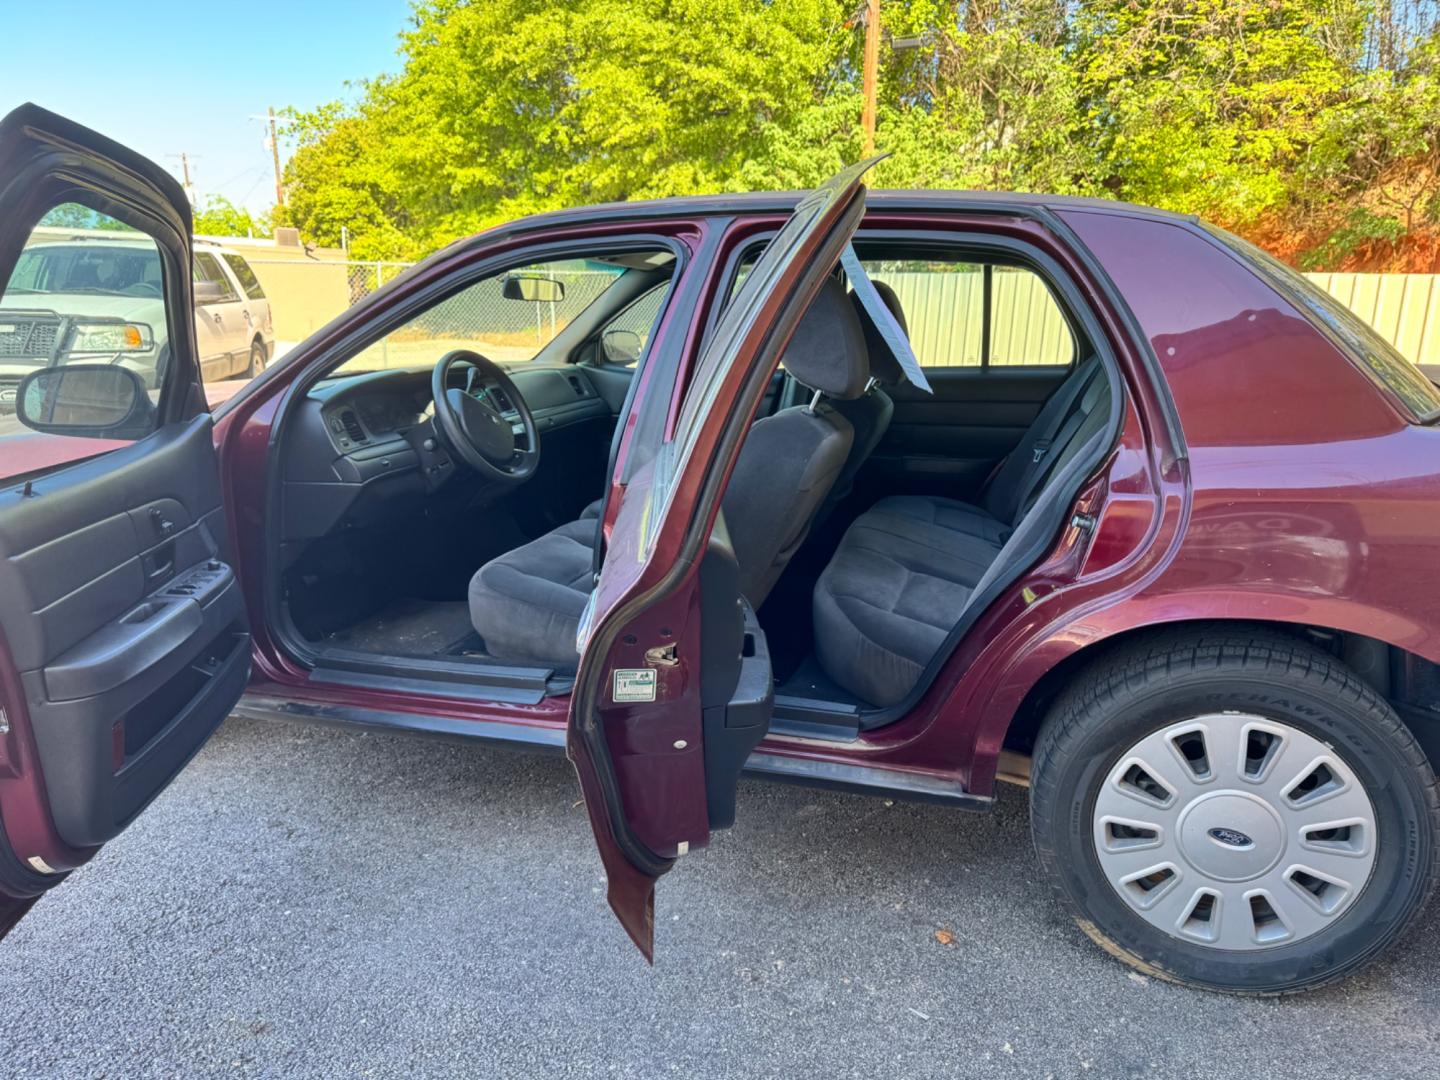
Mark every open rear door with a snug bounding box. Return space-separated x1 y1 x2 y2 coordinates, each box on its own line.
0 105 250 936
567 160 877 958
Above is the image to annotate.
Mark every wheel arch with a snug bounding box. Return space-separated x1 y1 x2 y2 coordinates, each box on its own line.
997 616 1440 777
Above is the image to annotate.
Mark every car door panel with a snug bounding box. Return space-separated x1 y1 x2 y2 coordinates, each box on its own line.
864 367 1070 500
193 304 231 381
2 403 247 856
0 103 249 927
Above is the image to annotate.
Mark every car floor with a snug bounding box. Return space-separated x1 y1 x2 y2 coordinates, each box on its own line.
322 597 481 659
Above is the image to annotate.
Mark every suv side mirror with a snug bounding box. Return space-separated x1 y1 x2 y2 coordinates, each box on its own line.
193 280 226 305
17 365 153 439
601 328 643 365
501 274 565 303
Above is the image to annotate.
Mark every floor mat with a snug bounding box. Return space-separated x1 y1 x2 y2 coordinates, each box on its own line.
326 598 479 658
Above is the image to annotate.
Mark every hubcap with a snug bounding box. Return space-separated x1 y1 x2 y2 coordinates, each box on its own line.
1092 714 1377 950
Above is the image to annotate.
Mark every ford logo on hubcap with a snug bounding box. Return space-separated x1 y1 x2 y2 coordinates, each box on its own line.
1208 826 1255 849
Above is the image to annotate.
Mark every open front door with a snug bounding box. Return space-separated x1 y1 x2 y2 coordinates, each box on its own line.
567 160 877 958
0 105 250 936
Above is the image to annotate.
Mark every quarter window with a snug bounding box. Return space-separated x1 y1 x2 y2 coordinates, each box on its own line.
221 253 266 300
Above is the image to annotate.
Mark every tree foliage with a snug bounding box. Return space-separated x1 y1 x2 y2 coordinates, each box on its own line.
193 196 272 238
280 0 1440 268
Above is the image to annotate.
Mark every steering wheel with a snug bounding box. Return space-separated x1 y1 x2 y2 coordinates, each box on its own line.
430 349 540 484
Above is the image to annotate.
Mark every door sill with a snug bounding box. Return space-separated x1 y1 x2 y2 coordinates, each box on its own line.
234 693 991 808
743 751 992 809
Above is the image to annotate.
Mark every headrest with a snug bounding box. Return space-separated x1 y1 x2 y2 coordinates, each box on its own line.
849 280 908 385
783 278 871 400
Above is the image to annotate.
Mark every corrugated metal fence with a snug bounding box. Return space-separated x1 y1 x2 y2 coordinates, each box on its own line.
1303 273 1440 367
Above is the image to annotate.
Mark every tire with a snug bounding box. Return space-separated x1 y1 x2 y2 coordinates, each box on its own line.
245 338 267 378
1030 627 1439 994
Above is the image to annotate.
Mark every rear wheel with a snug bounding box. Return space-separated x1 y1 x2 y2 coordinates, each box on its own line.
244 338 266 378
1030 629 1439 994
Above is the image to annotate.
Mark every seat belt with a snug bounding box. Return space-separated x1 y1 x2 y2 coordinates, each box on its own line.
1003 361 1097 520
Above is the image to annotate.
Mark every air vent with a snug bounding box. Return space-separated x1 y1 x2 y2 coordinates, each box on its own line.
338 409 367 443
565 374 588 397
489 387 514 412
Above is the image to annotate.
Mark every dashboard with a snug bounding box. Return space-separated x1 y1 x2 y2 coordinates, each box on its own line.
278 362 614 557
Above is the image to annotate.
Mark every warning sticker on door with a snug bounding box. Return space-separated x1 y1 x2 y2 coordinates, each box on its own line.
612 668 657 703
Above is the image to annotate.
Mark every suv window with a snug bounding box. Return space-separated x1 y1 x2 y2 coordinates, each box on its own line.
193 251 238 303
1 202 173 453
221 253 266 300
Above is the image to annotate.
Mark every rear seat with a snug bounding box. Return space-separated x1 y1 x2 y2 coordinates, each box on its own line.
812 357 1109 707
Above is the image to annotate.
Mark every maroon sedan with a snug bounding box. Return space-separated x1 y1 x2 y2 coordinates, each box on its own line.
3 105 1439 995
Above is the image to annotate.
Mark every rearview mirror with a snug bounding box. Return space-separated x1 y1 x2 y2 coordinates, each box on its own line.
601 328 643 365
17 365 153 439
193 280 225 305
502 274 565 303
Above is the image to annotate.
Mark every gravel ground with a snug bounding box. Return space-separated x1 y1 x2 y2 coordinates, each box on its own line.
2 714 1438 1079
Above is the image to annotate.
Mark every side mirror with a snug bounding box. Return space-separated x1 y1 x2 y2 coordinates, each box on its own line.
193 280 225 305
601 328 643 365
16 365 153 439
501 274 565 303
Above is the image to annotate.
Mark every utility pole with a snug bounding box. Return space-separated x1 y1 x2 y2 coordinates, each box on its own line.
861 0 880 155
167 152 199 207
267 106 285 207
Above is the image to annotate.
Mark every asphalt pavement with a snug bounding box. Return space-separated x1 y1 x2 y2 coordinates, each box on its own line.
2 713 1438 1078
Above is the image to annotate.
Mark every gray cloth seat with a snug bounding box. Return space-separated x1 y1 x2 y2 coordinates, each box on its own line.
813 356 1109 707
470 278 872 668
818 281 910 522
466 518 597 670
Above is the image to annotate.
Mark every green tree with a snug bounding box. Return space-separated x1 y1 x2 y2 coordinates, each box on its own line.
192 195 273 238
279 0 1440 268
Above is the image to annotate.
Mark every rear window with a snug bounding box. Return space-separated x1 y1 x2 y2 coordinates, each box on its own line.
221 253 266 300
1206 226 1440 423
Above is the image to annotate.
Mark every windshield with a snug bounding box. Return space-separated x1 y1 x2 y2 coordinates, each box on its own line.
330 256 661 376
5 245 163 299
1206 226 1440 423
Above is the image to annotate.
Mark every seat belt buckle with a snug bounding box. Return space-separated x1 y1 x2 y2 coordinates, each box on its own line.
1031 440 1052 464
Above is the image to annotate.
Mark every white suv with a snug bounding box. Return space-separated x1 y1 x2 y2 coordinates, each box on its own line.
0 236 275 409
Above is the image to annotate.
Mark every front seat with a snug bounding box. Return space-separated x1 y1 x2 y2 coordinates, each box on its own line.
469 277 873 669
818 280 909 522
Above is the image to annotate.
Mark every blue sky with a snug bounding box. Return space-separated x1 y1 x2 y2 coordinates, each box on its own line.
0 0 411 212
